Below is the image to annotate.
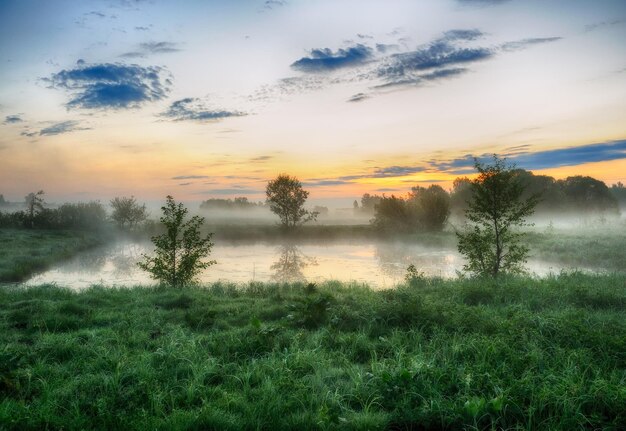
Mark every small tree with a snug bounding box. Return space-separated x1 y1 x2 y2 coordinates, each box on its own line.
110 196 148 229
266 174 317 228
24 190 45 228
138 196 215 287
457 155 540 277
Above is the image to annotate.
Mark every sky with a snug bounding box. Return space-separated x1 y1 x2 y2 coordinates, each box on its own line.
0 0 625 206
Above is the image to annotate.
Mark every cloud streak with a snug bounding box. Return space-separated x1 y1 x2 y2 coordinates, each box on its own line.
291 44 373 72
162 98 246 122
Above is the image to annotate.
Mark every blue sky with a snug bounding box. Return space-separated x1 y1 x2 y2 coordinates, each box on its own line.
0 0 625 204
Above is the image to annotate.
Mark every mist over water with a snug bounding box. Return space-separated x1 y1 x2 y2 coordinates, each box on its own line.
25 238 602 290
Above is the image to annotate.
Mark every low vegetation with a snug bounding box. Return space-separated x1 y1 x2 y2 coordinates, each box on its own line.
1 274 624 429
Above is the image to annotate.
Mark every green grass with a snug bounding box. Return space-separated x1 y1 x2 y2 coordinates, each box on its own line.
0 229 103 282
528 226 626 271
1 274 624 430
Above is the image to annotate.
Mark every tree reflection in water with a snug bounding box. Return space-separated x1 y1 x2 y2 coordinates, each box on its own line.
271 243 318 283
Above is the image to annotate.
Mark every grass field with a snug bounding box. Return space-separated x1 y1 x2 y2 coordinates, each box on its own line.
1 274 624 430
0 229 103 282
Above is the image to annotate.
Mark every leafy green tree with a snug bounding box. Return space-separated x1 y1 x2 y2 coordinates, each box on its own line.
110 196 148 229
409 184 450 231
371 195 416 233
138 196 215 287
457 155 540 277
266 174 317 228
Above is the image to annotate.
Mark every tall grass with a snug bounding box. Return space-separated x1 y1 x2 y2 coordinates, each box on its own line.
1 274 624 429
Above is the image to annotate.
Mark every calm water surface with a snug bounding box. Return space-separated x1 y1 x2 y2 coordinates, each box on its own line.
24 240 593 289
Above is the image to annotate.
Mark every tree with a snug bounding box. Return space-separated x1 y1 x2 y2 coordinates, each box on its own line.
558 176 618 214
371 195 416 233
110 196 148 229
408 184 450 231
138 196 215 287
457 155 541 277
24 190 45 228
266 174 317 228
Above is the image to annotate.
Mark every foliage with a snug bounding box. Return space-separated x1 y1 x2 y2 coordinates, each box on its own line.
266 174 317 228
0 202 107 230
360 193 382 214
24 190 45 228
0 274 624 429
371 195 416 233
404 264 425 287
138 196 215 287
408 184 450 231
110 196 148 229
558 175 618 214
457 155 540 277
199 197 266 211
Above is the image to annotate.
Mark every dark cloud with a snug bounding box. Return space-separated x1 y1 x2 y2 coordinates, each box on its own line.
135 26 150 31
510 139 626 170
291 44 373 73
429 139 626 174
375 67 468 89
39 121 90 136
347 93 369 102
120 41 181 58
162 98 246 122
172 175 210 180
500 37 562 52
379 44 492 80
179 182 192 186
3 115 23 124
441 29 484 42
48 63 171 109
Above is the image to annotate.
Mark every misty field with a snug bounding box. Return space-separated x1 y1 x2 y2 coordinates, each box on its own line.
1 274 625 430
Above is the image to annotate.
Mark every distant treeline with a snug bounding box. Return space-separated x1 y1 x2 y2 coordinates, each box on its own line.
199 197 267 211
0 202 108 230
355 171 622 233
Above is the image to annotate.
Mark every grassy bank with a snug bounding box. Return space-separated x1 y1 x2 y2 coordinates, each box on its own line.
0 229 104 282
1 274 624 430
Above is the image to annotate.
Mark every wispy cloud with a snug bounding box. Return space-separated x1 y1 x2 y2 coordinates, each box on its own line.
347 93 369 103
291 44 373 73
500 37 562 52
37 120 90 136
120 41 182 58
584 19 626 33
48 62 171 109
172 175 210 180
263 0 287 10
3 114 23 124
161 98 246 122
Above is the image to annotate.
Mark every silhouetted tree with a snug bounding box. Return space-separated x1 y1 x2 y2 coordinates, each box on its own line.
457 155 541 277
138 196 215 287
266 174 317 228
371 195 416 233
559 176 618 214
110 196 148 229
450 177 473 220
24 190 45 228
360 193 382 214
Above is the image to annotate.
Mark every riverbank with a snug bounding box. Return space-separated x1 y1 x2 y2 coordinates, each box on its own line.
1 274 624 429
0 229 105 282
